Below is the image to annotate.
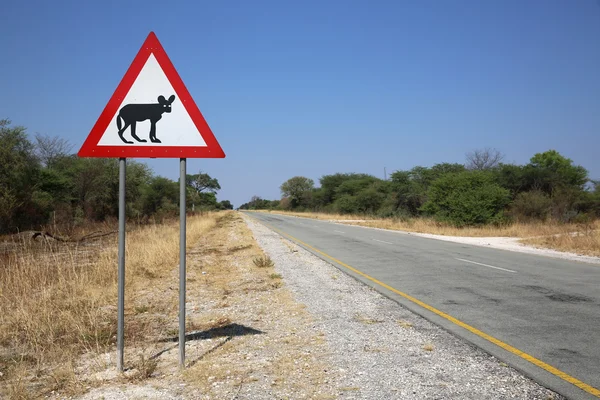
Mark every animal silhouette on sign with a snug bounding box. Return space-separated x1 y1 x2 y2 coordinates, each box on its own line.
116 95 176 144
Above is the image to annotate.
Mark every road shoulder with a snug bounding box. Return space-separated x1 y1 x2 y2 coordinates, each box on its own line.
244 214 564 399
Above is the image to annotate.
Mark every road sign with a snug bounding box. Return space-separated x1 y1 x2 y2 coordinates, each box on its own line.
78 32 225 372
78 32 225 158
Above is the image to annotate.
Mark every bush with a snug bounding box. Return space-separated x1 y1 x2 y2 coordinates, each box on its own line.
355 188 385 214
278 197 292 210
550 186 585 222
510 190 552 221
253 256 274 268
421 171 510 227
376 207 412 221
334 194 359 214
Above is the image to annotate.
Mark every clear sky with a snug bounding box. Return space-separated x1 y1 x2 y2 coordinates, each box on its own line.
1 0 599 207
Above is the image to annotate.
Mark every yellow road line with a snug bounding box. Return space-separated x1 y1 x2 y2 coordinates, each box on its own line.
249 215 600 398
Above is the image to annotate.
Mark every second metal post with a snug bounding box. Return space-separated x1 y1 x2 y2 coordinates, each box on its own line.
179 158 187 367
117 157 126 372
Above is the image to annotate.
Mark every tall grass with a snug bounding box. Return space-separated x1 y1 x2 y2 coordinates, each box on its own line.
0 213 218 398
522 226 600 257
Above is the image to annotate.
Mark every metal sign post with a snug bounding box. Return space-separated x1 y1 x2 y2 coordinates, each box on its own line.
117 157 126 372
179 158 187 367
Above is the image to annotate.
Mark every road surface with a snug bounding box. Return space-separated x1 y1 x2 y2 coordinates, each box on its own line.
245 212 600 400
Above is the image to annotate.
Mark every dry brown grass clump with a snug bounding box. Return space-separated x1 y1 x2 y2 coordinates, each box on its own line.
422 343 435 352
0 213 217 399
252 255 275 268
521 225 600 257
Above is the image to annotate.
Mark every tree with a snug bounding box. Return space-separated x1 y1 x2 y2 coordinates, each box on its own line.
355 187 386 213
387 164 465 216
334 194 359 214
591 181 600 217
185 172 221 211
309 188 328 210
219 200 233 210
238 196 278 210
0 119 42 232
34 133 72 168
509 191 552 221
422 171 510 226
430 163 467 177
335 175 379 197
493 163 526 198
524 150 588 194
186 172 221 193
142 177 179 217
195 192 219 210
319 173 352 204
280 176 314 208
466 148 504 170
0 119 231 229
319 173 374 203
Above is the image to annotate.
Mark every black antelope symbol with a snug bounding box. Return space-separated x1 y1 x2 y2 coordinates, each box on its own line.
116 95 176 144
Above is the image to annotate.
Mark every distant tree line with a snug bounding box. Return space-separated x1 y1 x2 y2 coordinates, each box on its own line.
242 148 600 227
239 196 280 211
0 119 232 233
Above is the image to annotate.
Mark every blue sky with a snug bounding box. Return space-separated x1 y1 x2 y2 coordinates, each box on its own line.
1 0 599 207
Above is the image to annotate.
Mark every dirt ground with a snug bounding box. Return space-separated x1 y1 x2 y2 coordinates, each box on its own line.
62 212 340 399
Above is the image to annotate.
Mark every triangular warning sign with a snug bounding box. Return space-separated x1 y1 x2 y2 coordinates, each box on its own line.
78 32 225 158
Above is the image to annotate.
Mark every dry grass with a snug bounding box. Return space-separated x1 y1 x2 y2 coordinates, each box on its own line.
176 212 337 399
1 211 339 398
127 354 159 381
261 211 600 255
339 386 361 392
252 255 275 268
397 320 414 328
521 227 600 257
267 210 597 237
353 313 384 325
0 213 218 399
422 343 435 352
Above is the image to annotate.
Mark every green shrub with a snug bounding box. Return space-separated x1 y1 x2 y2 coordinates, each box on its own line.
334 194 359 214
355 188 385 214
510 190 552 221
421 171 510 227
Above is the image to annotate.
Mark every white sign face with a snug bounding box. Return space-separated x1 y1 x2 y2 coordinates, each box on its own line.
97 54 207 147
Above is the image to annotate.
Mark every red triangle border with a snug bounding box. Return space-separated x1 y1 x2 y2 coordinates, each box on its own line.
78 32 225 158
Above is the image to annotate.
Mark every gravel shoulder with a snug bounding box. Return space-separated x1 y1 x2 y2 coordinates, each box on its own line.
244 215 563 399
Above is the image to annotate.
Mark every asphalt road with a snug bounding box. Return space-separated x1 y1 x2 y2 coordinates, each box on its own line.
245 212 600 400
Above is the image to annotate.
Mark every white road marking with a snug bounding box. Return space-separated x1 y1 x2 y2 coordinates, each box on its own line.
455 258 517 273
334 230 345 234
373 239 393 245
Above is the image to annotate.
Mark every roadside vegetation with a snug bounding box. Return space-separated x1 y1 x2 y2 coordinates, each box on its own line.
240 148 600 255
0 118 237 397
0 212 336 399
0 213 218 398
0 119 232 235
